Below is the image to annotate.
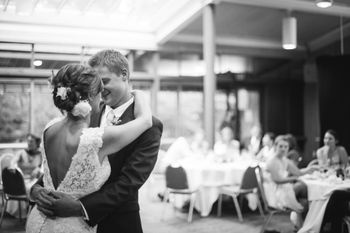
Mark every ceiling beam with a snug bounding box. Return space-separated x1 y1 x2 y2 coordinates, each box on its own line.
0 51 83 61
308 21 350 52
0 43 32 51
221 0 350 18
0 68 154 80
0 68 55 77
0 14 152 32
172 34 279 49
0 42 130 55
0 23 158 51
160 42 306 59
156 0 215 44
171 33 306 50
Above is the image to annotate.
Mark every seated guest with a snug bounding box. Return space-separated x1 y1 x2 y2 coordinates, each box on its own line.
160 129 209 170
214 126 240 162
14 133 42 179
266 135 317 229
256 132 275 162
190 129 210 156
316 129 348 169
159 137 192 171
286 134 302 167
244 125 262 155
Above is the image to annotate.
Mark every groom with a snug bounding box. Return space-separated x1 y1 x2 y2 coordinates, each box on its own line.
31 50 163 233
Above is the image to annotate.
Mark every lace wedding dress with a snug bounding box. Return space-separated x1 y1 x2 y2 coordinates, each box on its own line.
26 118 111 233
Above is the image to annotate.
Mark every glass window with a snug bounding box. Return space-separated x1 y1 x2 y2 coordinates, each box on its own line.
157 89 177 139
179 90 203 136
158 87 204 140
0 83 30 142
32 83 62 137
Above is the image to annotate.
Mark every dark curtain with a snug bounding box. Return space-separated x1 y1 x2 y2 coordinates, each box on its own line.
316 55 350 153
263 81 303 137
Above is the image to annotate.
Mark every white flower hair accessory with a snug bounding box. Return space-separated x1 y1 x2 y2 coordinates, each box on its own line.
56 87 70 100
71 100 92 117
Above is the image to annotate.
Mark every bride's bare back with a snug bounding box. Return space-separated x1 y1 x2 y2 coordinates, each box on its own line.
44 119 85 190
26 118 110 233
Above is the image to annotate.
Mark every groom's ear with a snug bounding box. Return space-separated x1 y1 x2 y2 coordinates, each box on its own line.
121 69 128 81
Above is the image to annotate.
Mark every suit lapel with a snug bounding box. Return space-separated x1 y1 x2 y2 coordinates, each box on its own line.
118 103 134 124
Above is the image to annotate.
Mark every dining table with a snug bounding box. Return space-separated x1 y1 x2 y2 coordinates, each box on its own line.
177 157 257 217
298 170 350 233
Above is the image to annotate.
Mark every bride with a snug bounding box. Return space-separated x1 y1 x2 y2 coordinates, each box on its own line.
26 63 152 233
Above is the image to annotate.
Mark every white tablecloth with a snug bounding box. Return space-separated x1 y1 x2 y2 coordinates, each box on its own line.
179 159 253 216
298 175 350 233
301 178 350 201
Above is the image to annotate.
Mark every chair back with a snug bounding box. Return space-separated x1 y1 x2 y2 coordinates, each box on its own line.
165 165 189 190
240 165 259 190
254 166 270 212
2 168 26 196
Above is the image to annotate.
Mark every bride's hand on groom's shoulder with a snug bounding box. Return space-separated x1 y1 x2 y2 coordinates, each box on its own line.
49 191 84 218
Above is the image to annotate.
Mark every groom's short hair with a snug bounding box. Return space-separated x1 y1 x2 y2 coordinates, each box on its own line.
88 50 129 81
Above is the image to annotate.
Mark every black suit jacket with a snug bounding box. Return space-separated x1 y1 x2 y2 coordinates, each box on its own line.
80 103 163 232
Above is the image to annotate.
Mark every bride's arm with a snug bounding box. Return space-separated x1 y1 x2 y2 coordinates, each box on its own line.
98 90 152 159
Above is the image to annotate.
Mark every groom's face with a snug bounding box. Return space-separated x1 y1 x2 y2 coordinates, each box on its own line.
94 65 129 108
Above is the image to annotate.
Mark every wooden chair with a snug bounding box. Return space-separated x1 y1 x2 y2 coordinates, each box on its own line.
162 165 198 223
0 168 30 227
217 165 264 221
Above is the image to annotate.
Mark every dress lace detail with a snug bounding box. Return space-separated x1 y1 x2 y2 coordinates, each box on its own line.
26 118 111 233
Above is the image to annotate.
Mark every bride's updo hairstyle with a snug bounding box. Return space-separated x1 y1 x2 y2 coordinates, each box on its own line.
50 63 102 115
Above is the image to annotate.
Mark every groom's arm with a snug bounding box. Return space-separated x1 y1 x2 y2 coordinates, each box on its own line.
80 117 163 226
